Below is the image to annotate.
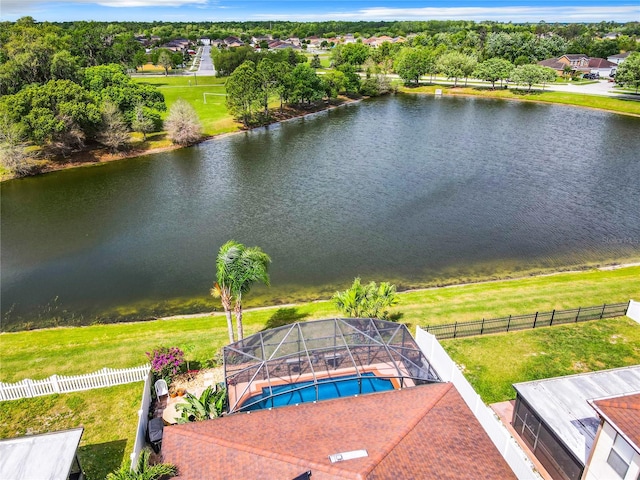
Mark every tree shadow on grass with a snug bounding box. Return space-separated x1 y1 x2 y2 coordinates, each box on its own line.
79 438 127 480
263 307 309 330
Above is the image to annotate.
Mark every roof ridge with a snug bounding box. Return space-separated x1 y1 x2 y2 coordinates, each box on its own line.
167 424 358 479
359 383 453 476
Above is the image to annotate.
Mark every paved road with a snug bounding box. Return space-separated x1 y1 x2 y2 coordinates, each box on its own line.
198 45 215 75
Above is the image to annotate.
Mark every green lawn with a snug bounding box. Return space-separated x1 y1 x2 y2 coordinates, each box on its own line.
443 317 640 404
1 265 638 383
133 75 239 136
0 383 141 480
401 84 640 116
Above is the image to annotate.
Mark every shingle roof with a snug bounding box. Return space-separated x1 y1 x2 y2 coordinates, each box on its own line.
161 383 516 479
538 58 566 70
593 392 640 452
588 58 617 68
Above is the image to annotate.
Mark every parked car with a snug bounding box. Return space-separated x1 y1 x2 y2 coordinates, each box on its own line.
582 73 600 80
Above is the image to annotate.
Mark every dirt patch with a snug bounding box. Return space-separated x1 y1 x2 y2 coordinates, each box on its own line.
169 367 224 391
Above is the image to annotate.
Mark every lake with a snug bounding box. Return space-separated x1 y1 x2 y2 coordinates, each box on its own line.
2 94 639 328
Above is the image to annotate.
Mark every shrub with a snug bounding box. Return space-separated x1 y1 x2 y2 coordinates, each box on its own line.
146 346 185 382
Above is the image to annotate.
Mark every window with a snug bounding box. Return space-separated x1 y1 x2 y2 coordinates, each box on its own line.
607 433 634 478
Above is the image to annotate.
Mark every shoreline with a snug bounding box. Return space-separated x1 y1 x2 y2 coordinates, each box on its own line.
401 85 640 118
1 97 360 181
6 85 638 182
158 261 640 321
2 261 637 333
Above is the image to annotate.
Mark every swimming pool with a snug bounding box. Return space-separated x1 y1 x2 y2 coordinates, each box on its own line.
241 372 395 411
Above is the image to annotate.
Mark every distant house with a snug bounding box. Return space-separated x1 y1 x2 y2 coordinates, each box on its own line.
0 428 84 480
223 36 244 48
608 52 631 65
560 54 590 68
584 392 640 480
511 365 640 480
587 57 618 77
538 57 570 75
538 54 616 76
251 35 272 46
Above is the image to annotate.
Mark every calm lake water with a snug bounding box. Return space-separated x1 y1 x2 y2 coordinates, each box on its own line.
2 95 639 327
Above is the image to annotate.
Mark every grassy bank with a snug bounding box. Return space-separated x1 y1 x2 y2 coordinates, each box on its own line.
400 84 640 116
133 75 238 136
0 383 141 480
443 317 640 404
2 265 638 383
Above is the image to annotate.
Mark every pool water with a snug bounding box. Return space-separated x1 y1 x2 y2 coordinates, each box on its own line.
242 373 395 411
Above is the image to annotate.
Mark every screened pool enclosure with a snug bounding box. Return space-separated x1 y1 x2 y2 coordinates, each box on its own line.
224 318 441 413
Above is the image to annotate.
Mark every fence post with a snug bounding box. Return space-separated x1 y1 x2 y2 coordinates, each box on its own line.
576 307 581 322
533 312 538 328
600 303 606 319
453 322 458 339
550 310 555 326
51 374 60 394
507 315 511 332
481 318 485 335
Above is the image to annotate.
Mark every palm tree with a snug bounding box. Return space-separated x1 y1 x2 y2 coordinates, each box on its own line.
106 448 176 480
333 277 398 319
212 240 271 342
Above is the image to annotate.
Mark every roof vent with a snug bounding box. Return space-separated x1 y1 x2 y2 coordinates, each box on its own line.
328 449 368 463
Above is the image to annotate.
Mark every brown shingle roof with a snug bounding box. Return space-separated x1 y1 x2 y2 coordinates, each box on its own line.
587 58 617 68
593 392 640 451
161 383 516 479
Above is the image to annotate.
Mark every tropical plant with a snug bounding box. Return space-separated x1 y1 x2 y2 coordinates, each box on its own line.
211 240 271 342
106 448 176 480
175 385 227 423
333 277 398 319
146 346 185 383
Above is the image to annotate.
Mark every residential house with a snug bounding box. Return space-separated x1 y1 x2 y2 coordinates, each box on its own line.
161 382 517 479
608 52 631 67
511 365 640 480
223 36 244 48
538 54 616 76
587 58 618 77
583 392 640 480
157 318 529 479
251 34 272 46
0 428 84 480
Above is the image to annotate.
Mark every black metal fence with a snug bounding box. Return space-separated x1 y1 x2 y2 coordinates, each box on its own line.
424 302 630 340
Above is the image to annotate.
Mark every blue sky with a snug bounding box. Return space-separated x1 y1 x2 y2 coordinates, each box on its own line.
3 0 639 23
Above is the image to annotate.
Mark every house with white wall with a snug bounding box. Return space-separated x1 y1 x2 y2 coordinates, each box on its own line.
583 392 640 480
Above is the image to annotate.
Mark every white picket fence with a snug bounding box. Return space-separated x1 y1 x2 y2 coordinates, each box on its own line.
415 327 541 480
0 364 151 401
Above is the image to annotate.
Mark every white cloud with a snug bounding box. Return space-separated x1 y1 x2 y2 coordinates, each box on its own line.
95 0 207 6
251 5 640 23
3 0 207 13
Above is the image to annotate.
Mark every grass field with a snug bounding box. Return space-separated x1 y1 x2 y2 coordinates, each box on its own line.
443 317 640 404
401 84 640 116
134 75 239 136
0 383 141 480
2 265 638 383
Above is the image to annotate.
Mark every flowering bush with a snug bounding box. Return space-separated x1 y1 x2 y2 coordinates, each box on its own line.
146 346 185 382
